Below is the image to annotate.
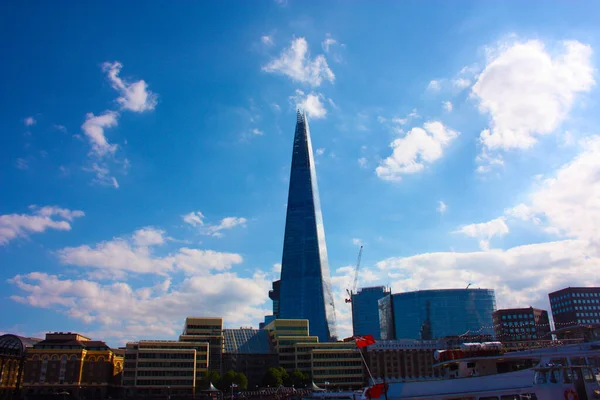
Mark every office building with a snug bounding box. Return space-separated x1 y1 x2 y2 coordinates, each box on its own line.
549 287 600 341
20 332 123 399
366 339 440 381
122 340 208 397
351 286 390 340
379 289 496 340
0 334 40 396
493 307 551 348
179 317 223 372
269 280 281 319
279 111 337 342
222 329 278 389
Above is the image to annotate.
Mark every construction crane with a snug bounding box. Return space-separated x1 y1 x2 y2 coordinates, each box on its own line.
345 245 363 303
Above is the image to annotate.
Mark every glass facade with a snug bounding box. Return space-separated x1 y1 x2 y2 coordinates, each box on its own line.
381 289 496 340
352 286 390 339
279 111 337 342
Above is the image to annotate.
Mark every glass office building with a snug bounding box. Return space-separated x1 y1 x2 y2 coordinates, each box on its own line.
279 111 337 342
379 289 496 340
352 286 390 339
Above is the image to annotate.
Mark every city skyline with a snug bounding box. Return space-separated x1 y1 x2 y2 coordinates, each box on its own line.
2 1 600 346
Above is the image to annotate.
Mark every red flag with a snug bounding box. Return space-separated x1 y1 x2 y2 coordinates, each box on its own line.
354 334 376 348
366 383 386 399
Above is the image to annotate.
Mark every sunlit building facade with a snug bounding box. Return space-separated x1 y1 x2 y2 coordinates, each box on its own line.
380 289 496 340
279 112 337 342
352 286 391 339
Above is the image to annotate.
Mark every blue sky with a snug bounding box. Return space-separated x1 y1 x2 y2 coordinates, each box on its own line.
2 1 600 345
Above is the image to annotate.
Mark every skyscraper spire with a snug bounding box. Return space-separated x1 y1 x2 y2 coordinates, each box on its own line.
278 113 337 342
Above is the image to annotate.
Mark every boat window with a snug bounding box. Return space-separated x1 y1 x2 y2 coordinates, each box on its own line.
549 369 561 383
570 357 586 366
534 371 547 384
520 394 538 400
549 358 567 366
479 397 498 400
500 395 520 400
563 368 573 383
582 368 595 383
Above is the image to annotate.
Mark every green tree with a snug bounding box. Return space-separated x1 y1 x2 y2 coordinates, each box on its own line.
277 367 290 386
290 370 308 387
233 372 248 389
199 371 221 390
218 370 237 391
262 367 283 387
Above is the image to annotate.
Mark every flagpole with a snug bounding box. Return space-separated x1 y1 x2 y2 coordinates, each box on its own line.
357 346 375 384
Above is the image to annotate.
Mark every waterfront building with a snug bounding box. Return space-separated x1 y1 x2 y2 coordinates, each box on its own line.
493 307 551 348
365 339 440 381
269 280 281 319
222 328 278 388
279 112 337 342
122 340 208 398
262 319 317 371
179 317 223 372
20 332 123 399
549 287 600 341
351 286 391 340
0 334 40 396
379 289 496 340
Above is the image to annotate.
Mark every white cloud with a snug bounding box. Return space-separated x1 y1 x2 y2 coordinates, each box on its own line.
262 37 335 87
57 229 243 278
0 206 84 246
183 212 247 237
473 40 595 151
454 217 509 251
261 35 274 46
475 148 504 174
290 90 328 119
15 158 29 170
183 211 205 227
24 116 36 126
251 128 264 136
374 239 600 317
81 111 119 157
273 263 282 273
376 121 460 181
271 103 281 112
8 270 269 343
357 157 367 168
316 148 325 156
352 238 362 246
102 61 158 112
132 227 166 247
84 163 119 189
437 201 447 214
521 136 600 242
443 101 453 112
452 78 471 89
427 80 441 91
322 34 337 53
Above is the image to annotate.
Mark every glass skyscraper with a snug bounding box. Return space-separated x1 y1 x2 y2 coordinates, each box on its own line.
379 289 496 340
278 111 337 342
351 286 390 339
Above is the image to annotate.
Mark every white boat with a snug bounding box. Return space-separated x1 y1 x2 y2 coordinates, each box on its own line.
362 341 600 400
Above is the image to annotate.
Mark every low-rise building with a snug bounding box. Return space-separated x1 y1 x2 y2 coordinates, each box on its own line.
549 287 600 341
179 317 223 372
493 307 551 348
365 339 439 381
222 328 278 389
122 340 209 398
0 334 41 396
20 332 123 399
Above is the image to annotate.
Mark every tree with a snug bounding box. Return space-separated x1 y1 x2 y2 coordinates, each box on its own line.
219 370 237 390
233 372 248 389
277 367 290 386
290 370 308 387
199 371 221 390
262 367 283 387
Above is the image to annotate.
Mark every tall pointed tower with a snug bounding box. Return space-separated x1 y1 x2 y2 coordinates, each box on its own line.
278 111 337 342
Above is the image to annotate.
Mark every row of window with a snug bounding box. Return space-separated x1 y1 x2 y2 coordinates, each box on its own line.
137 371 194 377
578 318 600 324
501 321 537 327
136 380 194 386
137 353 194 359
136 362 194 368
500 314 535 320
31 355 108 362
185 325 222 330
